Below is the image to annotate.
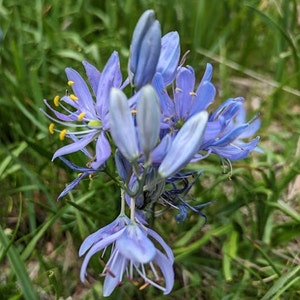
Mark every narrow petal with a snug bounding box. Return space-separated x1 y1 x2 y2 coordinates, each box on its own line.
153 250 174 295
159 111 208 178
109 88 139 162
156 31 180 86
65 68 97 119
152 72 174 118
79 215 130 256
90 132 111 169
57 172 89 199
52 132 95 161
80 228 126 282
83 60 101 95
103 250 128 297
174 66 195 120
147 228 174 262
96 51 122 119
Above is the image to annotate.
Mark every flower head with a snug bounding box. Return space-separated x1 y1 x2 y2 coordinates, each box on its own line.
80 218 174 296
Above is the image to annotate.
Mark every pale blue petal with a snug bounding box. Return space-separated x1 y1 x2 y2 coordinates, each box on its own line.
90 132 111 169
159 111 208 178
147 228 174 262
116 223 156 264
80 228 126 282
52 132 95 161
65 68 97 119
153 250 174 295
82 60 101 95
103 250 128 297
156 31 180 86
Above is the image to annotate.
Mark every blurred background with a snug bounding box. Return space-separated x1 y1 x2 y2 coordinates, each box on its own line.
0 0 299 299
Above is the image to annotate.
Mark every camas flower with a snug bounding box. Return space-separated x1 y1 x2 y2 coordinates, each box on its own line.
201 97 261 160
80 217 174 296
41 51 125 169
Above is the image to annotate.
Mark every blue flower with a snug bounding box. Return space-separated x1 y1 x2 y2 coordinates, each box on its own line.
41 51 125 169
153 63 216 130
80 218 174 296
201 97 261 160
128 10 161 89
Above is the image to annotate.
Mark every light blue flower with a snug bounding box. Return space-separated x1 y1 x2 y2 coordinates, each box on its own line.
41 51 125 169
153 63 216 130
80 218 174 296
201 97 261 160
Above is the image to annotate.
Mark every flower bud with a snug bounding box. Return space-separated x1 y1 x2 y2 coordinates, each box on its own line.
136 85 161 155
109 88 139 162
128 10 161 89
158 111 208 178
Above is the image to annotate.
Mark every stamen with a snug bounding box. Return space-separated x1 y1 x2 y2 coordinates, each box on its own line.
53 95 60 107
70 94 78 101
49 123 55 134
175 87 183 93
189 91 197 96
67 80 74 86
59 129 67 140
77 112 86 121
139 282 150 290
131 109 137 115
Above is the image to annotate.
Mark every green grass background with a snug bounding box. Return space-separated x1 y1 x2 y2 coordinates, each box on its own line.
1 0 300 299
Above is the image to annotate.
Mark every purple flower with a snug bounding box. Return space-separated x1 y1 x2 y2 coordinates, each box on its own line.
41 51 124 169
153 63 216 130
201 97 261 160
80 218 174 296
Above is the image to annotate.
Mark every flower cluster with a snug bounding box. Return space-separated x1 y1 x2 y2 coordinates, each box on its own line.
42 10 260 297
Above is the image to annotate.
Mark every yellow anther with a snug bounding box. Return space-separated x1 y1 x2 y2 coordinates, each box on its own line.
139 282 150 291
131 109 137 115
77 112 86 121
49 123 55 134
54 95 60 106
59 129 67 141
70 94 78 101
88 120 101 127
189 91 197 96
67 80 74 86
